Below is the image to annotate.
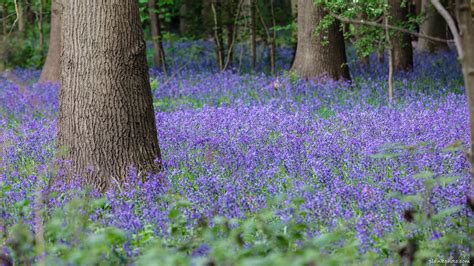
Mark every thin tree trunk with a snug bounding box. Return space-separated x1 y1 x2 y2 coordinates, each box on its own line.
38 0 44 51
269 0 277 75
225 0 237 67
355 13 370 66
255 2 276 74
385 13 394 102
149 0 167 74
17 0 25 33
0 4 5 70
1 4 6 37
291 0 350 80
39 0 61 83
418 0 449 52
388 0 414 71
223 0 244 71
212 0 225 70
58 0 162 192
179 2 187 35
250 0 257 69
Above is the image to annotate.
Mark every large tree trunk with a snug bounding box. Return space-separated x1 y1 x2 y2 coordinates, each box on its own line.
59 0 162 192
388 0 414 71
418 0 449 52
39 0 61 83
149 0 167 73
291 0 350 80
455 0 474 181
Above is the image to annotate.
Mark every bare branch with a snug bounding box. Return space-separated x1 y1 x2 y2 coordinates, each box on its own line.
430 0 464 58
329 13 451 44
223 0 245 71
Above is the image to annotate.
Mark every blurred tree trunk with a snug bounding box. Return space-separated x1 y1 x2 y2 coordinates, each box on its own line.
0 4 6 37
418 0 449 52
179 2 188 35
291 0 350 80
355 13 370 66
37 0 44 51
290 0 297 66
39 0 61 83
212 0 225 70
0 4 5 70
225 0 237 67
269 0 277 74
388 0 414 71
58 0 162 192
149 0 167 74
17 0 25 33
24 0 36 24
250 0 257 69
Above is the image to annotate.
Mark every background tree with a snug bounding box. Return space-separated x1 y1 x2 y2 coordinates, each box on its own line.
417 0 449 52
291 0 350 80
39 0 60 83
59 0 162 192
388 0 414 71
148 0 167 73
431 0 473 177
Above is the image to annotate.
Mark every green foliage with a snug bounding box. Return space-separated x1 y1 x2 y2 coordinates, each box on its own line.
314 0 420 59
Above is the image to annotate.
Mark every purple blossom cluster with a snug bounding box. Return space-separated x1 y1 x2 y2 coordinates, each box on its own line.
0 46 471 256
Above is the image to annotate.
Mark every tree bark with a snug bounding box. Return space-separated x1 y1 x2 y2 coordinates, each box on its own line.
0 4 5 70
39 0 61 83
38 0 44 51
250 0 257 69
17 0 25 33
291 0 350 80
418 0 449 52
179 1 188 35
455 0 474 181
269 0 277 75
225 0 237 67
388 0 414 71
1 4 6 37
58 0 162 192
149 0 167 73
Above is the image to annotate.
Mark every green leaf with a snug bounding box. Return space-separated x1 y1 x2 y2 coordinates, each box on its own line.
168 208 180 219
412 170 434 179
432 206 462 221
438 176 459 187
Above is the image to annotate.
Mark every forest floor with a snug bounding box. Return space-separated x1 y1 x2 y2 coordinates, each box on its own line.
0 45 472 265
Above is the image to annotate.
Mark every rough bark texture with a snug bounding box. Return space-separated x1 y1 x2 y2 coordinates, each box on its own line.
456 0 474 181
418 0 449 52
291 0 350 80
388 0 414 71
39 0 61 83
59 0 162 192
149 0 167 73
